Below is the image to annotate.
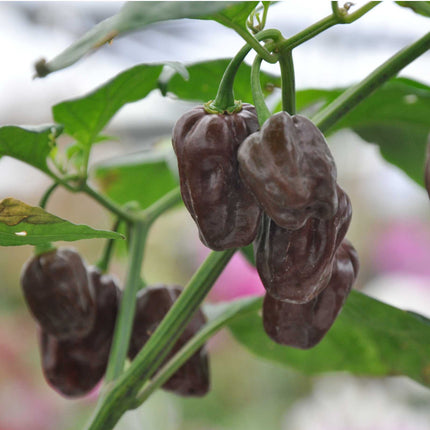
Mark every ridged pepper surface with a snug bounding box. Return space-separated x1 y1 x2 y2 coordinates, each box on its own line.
255 185 352 304
39 267 120 397
129 285 209 397
238 111 338 230
172 104 261 250
263 239 359 349
21 248 95 340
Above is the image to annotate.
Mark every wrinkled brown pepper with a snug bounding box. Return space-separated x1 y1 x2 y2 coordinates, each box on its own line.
172 104 262 250
129 285 209 397
39 267 120 397
21 248 95 340
255 185 352 304
263 239 359 349
425 133 430 198
238 111 338 230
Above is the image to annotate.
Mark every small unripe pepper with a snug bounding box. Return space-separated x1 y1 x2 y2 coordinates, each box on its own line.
21 248 95 340
39 266 120 397
129 285 209 397
263 239 359 349
172 104 262 251
238 111 338 230
255 185 352 304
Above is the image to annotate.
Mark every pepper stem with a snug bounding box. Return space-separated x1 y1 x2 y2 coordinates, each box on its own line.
251 55 271 126
207 29 282 114
279 47 296 115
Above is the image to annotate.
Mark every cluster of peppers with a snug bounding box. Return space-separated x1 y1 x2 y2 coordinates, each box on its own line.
19 97 361 397
20 249 209 397
173 104 359 349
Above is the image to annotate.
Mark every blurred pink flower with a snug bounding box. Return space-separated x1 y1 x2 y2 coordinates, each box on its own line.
371 220 430 279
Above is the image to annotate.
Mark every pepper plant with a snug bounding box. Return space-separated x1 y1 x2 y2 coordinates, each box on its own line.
1 2 430 429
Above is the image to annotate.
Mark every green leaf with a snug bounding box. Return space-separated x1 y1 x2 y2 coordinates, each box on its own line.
292 78 430 187
93 143 178 209
165 59 281 103
35 2 255 77
333 78 430 187
52 64 163 148
211 2 259 29
228 291 430 387
0 197 123 246
396 1 430 17
0 124 62 174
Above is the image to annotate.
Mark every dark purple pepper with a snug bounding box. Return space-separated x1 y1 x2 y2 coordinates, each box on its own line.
263 239 359 349
238 111 338 230
172 104 262 250
39 330 106 397
21 248 95 340
39 266 120 397
129 285 209 397
255 185 352 304
425 133 430 199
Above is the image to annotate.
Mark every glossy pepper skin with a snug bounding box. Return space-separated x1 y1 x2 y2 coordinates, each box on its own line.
425 133 430 199
238 111 338 230
255 185 352 304
39 267 120 397
21 248 95 340
263 239 359 349
129 285 209 397
172 104 262 251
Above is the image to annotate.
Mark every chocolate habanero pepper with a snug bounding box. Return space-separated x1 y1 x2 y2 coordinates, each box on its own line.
255 185 352 304
263 239 359 349
21 248 95 340
39 267 120 397
172 104 261 250
129 286 209 397
238 111 338 230
425 133 430 199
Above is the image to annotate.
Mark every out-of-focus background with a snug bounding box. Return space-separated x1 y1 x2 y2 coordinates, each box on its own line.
1 2 430 429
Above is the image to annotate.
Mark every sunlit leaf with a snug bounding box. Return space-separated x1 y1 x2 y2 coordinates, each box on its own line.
35 2 256 77
211 2 259 29
0 198 123 246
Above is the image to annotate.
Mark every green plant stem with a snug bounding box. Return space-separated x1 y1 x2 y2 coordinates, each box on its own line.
138 186 182 224
260 2 270 30
313 31 430 133
332 1 382 24
209 29 281 112
251 55 271 125
285 14 337 50
39 182 59 209
85 249 236 430
46 170 79 192
81 183 136 224
96 218 121 273
278 47 296 114
214 14 278 64
279 2 380 51
133 296 263 406
100 190 182 387
103 221 148 384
